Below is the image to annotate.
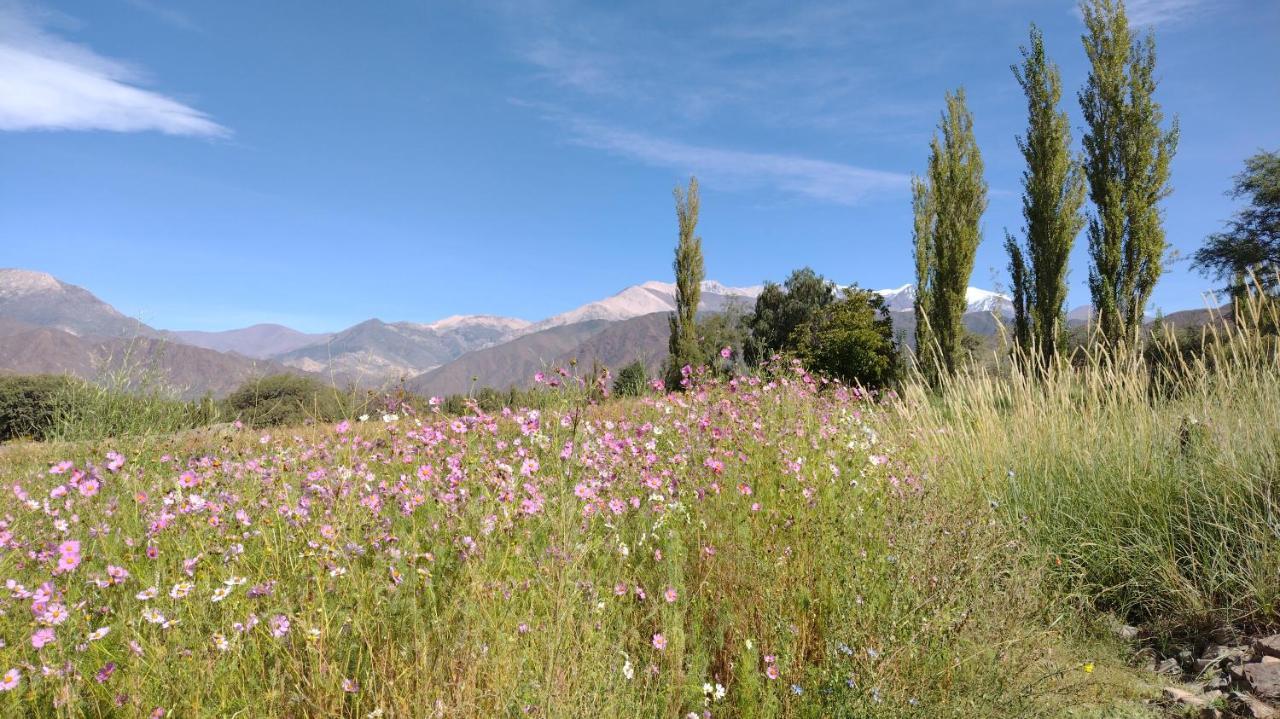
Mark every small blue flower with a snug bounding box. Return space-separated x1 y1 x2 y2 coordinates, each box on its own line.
790 684 803 695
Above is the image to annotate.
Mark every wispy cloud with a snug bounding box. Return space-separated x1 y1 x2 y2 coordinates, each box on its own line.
1124 0 1205 26
1071 0 1207 27
559 113 909 205
0 1 226 136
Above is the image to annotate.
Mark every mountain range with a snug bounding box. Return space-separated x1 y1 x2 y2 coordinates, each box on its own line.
9 266 1181 399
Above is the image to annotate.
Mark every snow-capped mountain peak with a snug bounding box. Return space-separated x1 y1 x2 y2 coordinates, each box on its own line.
874 283 1013 316
418 315 531 333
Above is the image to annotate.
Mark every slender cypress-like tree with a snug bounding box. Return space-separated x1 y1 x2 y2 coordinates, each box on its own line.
914 89 987 380
1005 24 1086 366
1079 0 1178 347
911 176 936 379
1005 233 1032 354
666 177 704 387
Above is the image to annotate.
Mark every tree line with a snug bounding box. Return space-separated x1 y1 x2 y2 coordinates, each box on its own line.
664 0 1276 391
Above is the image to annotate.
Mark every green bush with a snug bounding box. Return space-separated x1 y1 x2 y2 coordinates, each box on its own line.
795 287 901 388
0 374 76 442
223 374 346 428
612 360 648 397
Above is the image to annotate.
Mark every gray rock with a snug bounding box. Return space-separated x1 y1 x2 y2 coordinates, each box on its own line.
1115 624 1139 640
1256 635 1280 660
1232 691 1279 719
1164 686 1209 708
1158 658 1183 675
1243 662 1280 700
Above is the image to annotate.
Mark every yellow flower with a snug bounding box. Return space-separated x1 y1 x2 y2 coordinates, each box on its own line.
1082 662 1095 674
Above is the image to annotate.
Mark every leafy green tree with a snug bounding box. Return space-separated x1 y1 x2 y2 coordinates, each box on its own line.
224 374 343 427
795 288 900 388
1005 237 1032 354
665 177 704 387
744 267 836 365
912 176 936 374
913 89 988 381
1005 25 1086 366
1193 150 1280 301
1079 0 1178 347
612 360 649 397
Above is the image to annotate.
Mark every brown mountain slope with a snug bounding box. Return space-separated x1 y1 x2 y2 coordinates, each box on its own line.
0 328 306 399
407 320 613 397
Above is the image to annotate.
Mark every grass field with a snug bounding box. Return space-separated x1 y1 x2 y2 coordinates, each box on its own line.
0 314 1275 717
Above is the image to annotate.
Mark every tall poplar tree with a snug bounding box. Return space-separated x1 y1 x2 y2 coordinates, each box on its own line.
913 89 987 380
666 177 704 387
1005 25 1086 366
911 176 937 379
1079 0 1178 347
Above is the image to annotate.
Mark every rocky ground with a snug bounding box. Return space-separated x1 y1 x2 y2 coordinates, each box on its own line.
1144 632 1280 718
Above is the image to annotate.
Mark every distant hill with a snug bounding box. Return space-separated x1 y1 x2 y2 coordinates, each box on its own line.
6 266 1226 400
275 316 529 385
407 320 614 397
0 269 159 339
0 325 301 399
166 324 332 359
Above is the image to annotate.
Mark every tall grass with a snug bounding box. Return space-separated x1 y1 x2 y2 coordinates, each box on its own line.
894 296 1280 641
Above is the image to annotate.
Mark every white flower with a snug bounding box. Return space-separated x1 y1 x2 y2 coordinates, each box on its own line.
87 627 110 641
714 684 726 700
169 582 194 599
382 414 398 423
211 586 232 602
358 414 369 422
136 586 158 601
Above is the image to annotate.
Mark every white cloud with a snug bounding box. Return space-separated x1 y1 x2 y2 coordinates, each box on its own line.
563 115 909 205
1124 0 1204 26
0 1 227 136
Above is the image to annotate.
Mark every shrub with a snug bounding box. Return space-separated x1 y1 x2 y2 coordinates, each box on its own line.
795 287 900 388
0 374 76 442
612 360 648 397
223 374 345 428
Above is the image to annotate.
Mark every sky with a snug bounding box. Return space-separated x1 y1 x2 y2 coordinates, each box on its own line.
1 0 1277 333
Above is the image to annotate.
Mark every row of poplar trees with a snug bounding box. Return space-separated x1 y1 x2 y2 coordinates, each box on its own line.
913 0 1177 383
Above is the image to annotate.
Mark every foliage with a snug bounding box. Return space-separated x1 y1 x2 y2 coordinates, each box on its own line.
1192 149 1280 300
665 177 704 388
222 374 348 428
912 89 988 382
794 287 900 388
897 301 1280 640
612 361 649 397
1005 24 1086 367
743 268 836 366
0 374 76 442
0 361 1146 718
1079 0 1178 348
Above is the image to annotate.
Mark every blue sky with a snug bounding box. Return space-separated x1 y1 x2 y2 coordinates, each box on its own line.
1 0 1277 332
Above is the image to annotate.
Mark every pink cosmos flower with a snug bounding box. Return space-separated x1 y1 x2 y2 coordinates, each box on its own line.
720 346 732 359
652 633 667 651
0 668 19 691
106 451 126 472
766 664 780 680
342 678 360 693
269 614 290 638
663 587 678 603
31 627 55 649
79 479 100 497
335 420 350 434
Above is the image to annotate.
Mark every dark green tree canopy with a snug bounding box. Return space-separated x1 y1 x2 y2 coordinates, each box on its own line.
744 267 837 365
795 288 900 389
1193 149 1280 298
